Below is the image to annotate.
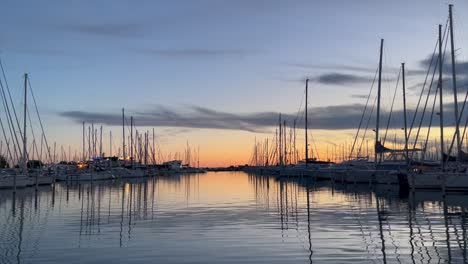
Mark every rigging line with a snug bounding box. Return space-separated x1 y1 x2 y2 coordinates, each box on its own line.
442 21 465 162
411 21 449 155
446 83 468 157
4 139 12 167
26 106 42 165
301 84 320 160
357 95 378 156
382 65 402 146
408 18 449 140
291 85 306 161
295 87 306 123
410 49 439 154
27 76 53 163
309 131 320 160
0 57 24 143
349 66 379 159
271 129 278 164
421 83 439 161
269 134 277 164
455 83 468 148
0 76 20 162
0 108 14 168
28 139 35 161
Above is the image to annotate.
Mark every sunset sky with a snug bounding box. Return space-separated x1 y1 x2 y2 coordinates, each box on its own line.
2 0 468 166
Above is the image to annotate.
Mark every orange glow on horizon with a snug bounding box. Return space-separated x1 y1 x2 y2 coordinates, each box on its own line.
50 125 461 167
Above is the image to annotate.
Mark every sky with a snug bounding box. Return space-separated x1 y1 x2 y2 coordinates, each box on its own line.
1 0 468 166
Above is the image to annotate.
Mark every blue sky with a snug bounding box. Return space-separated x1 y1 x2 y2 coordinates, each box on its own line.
1 0 468 165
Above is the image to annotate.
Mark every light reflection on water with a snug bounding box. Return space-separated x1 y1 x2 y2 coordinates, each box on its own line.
0 171 467 263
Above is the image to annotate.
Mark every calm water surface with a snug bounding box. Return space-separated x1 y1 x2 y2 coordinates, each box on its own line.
0 171 467 263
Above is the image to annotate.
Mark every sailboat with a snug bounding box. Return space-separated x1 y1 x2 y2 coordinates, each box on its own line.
280 79 333 178
408 5 468 191
335 40 422 185
0 73 54 189
337 39 397 184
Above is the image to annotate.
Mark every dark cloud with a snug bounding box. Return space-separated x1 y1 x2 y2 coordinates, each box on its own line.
286 58 425 87
420 53 468 82
408 78 455 92
139 48 258 58
350 94 369 99
61 106 275 133
412 54 468 93
312 72 373 85
299 51 468 88
53 104 436 132
59 101 466 133
61 22 145 37
288 63 376 73
288 62 422 75
407 69 427 75
419 53 468 74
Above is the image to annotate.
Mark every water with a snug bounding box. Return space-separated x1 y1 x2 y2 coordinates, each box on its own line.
0 171 467 263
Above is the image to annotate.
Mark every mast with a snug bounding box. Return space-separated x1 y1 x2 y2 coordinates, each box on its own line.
439 24 445 171
152 128 155 165
88 126 91 160
91 123 94 157
22 74 28 177
82 122 85 161
254 137 257 166
279 114 282 166
144 132 148 165
293 119 296 164
284 120 287 165
99 126 103 157
305 79 309 167
130 116 133 167
402 63 409 167
110 131 112 157
122 108 126 160
449 4 461 164
275 128 278 165
375 39 384 166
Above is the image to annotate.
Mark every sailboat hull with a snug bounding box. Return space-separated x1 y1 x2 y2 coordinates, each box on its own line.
408 172 468 191
345 169 375 183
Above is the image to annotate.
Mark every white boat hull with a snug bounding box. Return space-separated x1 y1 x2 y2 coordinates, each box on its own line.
60 172 115 182
29 175 54 185
0 175 31 189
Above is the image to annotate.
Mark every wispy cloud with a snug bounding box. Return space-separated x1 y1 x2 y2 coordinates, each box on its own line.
139 48 259 58
409 54 468 91
61 22 146 38
419 53 468 74
311 72 373 85
287 59 426 86
288 63 376 73
59 102 463 133
350 94 369 99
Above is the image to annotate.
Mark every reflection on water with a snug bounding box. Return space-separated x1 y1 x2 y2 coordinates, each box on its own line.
0 172 467 263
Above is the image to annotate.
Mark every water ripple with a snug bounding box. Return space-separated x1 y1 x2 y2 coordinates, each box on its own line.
0 172 467 263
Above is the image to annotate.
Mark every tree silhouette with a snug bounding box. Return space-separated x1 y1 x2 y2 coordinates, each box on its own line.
27 160 44 169
0 155 9 168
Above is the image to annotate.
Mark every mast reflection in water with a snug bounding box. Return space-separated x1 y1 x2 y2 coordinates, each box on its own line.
0 172 467 263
